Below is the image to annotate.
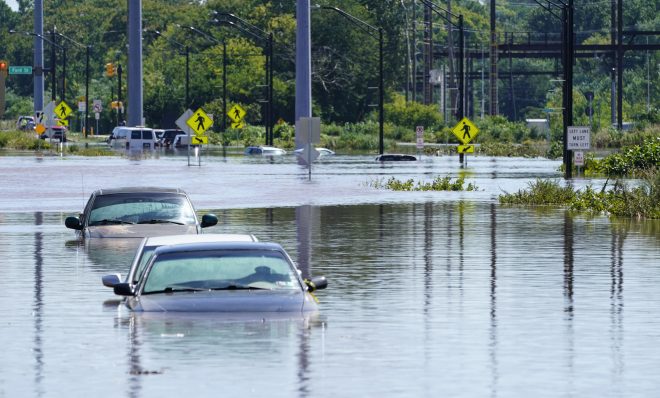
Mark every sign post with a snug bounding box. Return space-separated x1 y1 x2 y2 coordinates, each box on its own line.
451 117 479 165
416 126 424 158
295 117 321 179
176 109 194 166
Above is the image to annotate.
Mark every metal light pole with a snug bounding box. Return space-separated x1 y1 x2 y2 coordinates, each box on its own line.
148 29 190 108
10 29 64 104
312 5 384 154
418 0 466 120
50 30 91 137
212 13 274 145
179 24 228 131
533 0 574 179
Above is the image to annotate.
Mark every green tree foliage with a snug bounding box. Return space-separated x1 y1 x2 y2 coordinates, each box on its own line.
0 0 657 137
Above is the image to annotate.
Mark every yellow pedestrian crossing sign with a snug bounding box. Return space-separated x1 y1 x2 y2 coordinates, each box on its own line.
57 119 69 127
186 108 213 135
452 117 479 145
56 101 72 119
228 104 246 123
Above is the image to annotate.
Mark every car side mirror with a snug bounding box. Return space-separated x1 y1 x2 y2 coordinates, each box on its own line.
65 216 83 230
102 274 122 288
113 283 135 296
305 276 328 292
201 214 218 228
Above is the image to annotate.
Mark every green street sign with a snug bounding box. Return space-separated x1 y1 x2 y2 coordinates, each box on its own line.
9 66 32 75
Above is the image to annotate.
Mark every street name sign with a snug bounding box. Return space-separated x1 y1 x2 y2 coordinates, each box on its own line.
9 66 32 75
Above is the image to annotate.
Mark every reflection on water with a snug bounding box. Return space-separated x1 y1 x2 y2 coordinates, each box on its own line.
0 203 659 397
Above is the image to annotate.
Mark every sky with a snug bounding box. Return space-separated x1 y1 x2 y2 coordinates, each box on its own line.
4 0 18 11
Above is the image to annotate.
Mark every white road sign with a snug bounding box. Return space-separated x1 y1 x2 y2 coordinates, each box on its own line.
567 126 590 150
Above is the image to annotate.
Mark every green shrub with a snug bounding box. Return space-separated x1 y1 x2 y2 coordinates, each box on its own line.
384 92 443 130
369 175 478 191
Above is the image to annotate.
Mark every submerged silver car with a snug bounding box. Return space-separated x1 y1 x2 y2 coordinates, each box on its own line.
102 233 259 292
65 187 218 238
112 241 328 313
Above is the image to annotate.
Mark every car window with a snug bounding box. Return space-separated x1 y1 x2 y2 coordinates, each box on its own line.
87 193 197 226
133 246 157 285
131 131 141 139
142 131 153 139
142 250 298 293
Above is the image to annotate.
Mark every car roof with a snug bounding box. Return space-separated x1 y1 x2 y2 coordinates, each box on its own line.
154 241 284 255
92 187 187 195
144 234 258 246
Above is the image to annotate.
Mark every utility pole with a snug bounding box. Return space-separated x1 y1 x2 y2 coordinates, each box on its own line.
490 0 498 115
34 0 45 112
295 0 312 149
127 0 143 126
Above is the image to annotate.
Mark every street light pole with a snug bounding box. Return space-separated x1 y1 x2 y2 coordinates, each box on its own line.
311 5 384 154
50 30 90 136
148 29 190 109
9 29 64 104
178 24 228 131
533 0 574 179
418 0 465 121
211 14 274 144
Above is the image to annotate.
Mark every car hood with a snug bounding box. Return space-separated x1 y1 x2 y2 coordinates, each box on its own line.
86 224 198 238
129 289 318 313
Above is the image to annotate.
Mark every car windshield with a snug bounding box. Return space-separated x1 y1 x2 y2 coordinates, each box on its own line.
142 250 299 294
88 193 196 226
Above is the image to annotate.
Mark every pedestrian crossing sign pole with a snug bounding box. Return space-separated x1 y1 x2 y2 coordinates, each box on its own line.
451 117 479 166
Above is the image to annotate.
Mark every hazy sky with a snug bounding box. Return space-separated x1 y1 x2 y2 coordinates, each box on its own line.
4 0 18 11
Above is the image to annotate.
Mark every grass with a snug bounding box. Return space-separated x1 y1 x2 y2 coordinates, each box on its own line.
499 172 660 219
369 176 479 191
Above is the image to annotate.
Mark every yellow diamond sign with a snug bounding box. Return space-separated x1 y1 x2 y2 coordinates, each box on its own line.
228 104 246 123
452 117 479 145
187 108 213 136
56 101 72 119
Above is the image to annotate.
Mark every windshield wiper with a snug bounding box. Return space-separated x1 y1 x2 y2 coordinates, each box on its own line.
137 219 185 225
209 284 270 291
91 219 135 225
143 286 206 295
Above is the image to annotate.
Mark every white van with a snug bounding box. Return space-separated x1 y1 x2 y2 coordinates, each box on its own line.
108 127 157 150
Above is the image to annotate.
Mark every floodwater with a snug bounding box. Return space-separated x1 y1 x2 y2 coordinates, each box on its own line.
1 152 659 397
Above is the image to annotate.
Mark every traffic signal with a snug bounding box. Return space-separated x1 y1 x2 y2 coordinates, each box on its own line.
0 60 8 77
105 63 115 77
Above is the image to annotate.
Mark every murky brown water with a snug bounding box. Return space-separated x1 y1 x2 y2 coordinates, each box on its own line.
1 154 658 397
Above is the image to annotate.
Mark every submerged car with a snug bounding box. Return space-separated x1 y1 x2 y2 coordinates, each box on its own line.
293 147 335 157
244 146 287 156
112 241 328 313
102 233 259 292
65 187 218 238
375 154 417 161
